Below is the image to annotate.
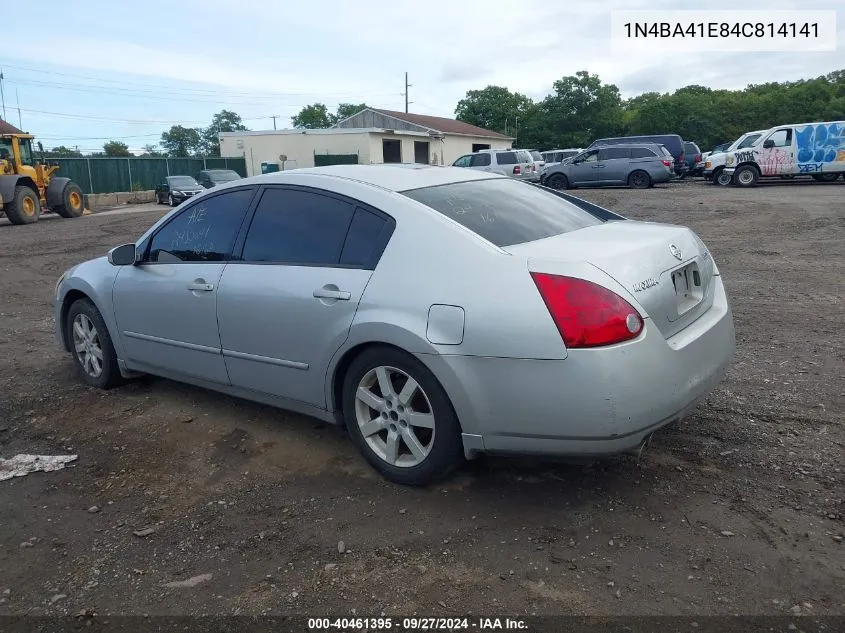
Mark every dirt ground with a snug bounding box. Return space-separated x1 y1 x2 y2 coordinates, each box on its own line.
0 179 842 618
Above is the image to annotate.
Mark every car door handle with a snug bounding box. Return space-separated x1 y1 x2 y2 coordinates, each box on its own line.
313 288 351 300
187 282 214 292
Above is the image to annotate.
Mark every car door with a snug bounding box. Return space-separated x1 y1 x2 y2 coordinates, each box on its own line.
567 150 600 185
112 186 257 384
469 152 492 172
156 179 169 202
759 128 795 175
216 186 394 408
597 147 630 184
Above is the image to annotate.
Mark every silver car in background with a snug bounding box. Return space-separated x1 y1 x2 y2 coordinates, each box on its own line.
452 149 534 181
542 143 675 189
54 165 734 486
522 149 545 182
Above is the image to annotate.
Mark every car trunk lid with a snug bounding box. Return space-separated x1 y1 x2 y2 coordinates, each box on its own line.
505 221 717 339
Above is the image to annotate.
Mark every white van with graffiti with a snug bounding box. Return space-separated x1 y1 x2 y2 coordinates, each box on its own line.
704 129 768 186
723 121 845 187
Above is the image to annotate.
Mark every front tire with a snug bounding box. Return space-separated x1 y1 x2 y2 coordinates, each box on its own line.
168 194 176 207
713 168 732 186
733 165 759 187
66 298 123 389
628 170 651 189
342 346 463 486
4 186 41 225
547 173 568 190
54 182 85 218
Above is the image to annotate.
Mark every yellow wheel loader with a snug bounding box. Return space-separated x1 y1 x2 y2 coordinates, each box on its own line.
0 124 85 225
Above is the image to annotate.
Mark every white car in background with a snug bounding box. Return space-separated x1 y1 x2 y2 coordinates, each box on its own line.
452 149 534 181
704 130 767 186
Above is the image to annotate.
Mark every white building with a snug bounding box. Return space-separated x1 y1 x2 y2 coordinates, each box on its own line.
219 108 513 176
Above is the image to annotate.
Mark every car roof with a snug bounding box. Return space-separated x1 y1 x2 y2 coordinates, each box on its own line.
241 164 502 192
167 174 196 179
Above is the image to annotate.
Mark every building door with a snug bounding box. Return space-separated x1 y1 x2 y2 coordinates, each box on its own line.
414 141 430 164
382 139 402 163
472 143 491 152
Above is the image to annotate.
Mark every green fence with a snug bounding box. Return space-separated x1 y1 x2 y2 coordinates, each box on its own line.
47 157 248 194
314 152 359 167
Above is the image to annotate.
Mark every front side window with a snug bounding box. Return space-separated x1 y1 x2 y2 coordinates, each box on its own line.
241 188 355 265
146 188 254 263
767 129 792 148
576 150 599 163
403 178 601 248
19 139 34 165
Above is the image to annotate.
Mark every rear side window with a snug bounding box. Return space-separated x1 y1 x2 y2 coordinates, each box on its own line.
403 179 601 248
496 151 517 164
630 147 657 158
599 147 629 160
241 188 355 265
470 153 491 167
339 208 390 267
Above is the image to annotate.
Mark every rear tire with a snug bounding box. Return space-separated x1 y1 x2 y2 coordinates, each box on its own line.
547 173 568 190
627 170 651 189
812 173 839 183
4 186 41 225
341 346 463 486
733 165 759 188
54 182 85 218
65 298 123 390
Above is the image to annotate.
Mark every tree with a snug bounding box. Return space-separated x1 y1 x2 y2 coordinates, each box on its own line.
334 103 369 123
103 140 131 157
44 145 82 158
139 144 164 157
455 86 534 137
540 71 623 148
160 125 202 157
292 103 333 129
201 109 248 156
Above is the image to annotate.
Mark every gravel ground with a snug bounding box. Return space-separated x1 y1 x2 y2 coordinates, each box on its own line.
0 179 842 617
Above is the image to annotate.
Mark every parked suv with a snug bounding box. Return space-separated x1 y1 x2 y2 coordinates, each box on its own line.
452 149 534 180
522 149 545 181
197 169 242 188
588 134 686 177
542 143 674 189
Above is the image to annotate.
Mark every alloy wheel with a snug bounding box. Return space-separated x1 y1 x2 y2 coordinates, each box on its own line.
72 314 104 378
354 365 435 468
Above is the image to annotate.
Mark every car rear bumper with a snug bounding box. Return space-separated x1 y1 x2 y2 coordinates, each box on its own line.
428 276 735 457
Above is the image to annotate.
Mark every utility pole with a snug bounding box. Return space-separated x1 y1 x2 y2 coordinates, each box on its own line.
401 72 413 113
0 69 6 121
271 115 278 130
16 89 22 129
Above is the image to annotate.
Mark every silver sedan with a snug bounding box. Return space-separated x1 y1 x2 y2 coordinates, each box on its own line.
54 165 735 486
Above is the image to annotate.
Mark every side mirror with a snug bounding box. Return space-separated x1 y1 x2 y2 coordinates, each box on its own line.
108 243 139 266
763 139 775 149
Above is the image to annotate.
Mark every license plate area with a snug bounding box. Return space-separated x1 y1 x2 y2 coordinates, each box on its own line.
671 263 704 316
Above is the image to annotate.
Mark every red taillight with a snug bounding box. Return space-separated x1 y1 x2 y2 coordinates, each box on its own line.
532 164 537 172
694 154 702 162
662 159 672 167
530 273 644 348
513 165 521 175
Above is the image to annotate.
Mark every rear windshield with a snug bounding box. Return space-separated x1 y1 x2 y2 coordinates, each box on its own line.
530 150 543 161
169 176 199 188
402 179 602 247
210 171 241 181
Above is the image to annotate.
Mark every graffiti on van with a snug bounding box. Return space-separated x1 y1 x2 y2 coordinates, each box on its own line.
796 122 844 170
759 148 792 176
734 150 756 163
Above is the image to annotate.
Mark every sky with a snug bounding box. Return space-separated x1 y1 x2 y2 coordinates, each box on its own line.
2 0 842 154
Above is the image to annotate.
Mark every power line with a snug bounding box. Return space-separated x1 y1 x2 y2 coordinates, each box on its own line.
0 62 398 99
15 106 275 124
